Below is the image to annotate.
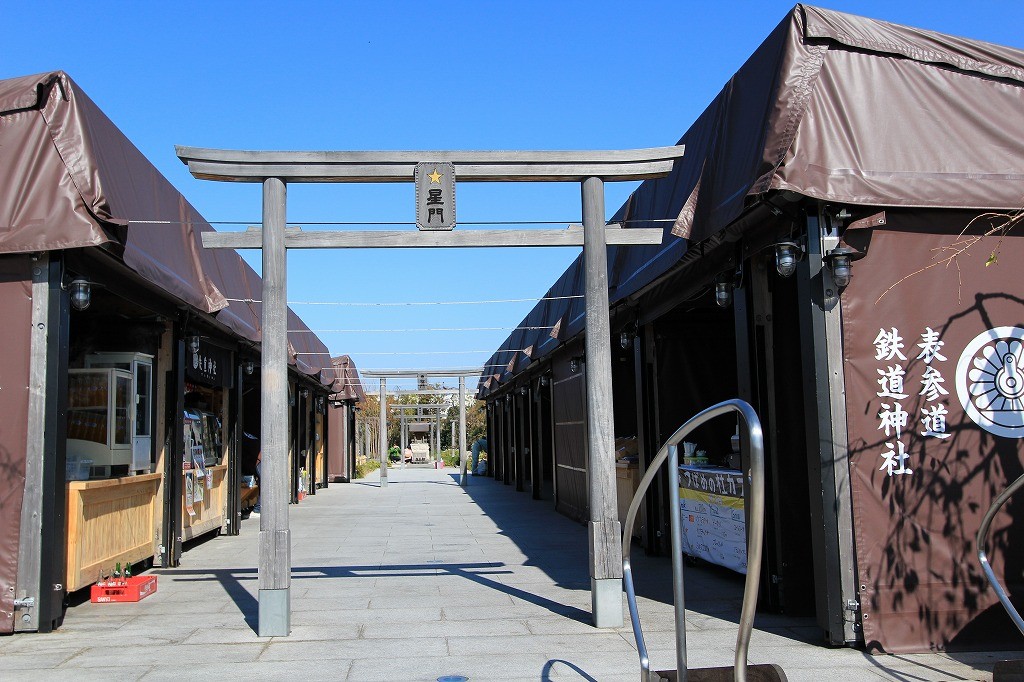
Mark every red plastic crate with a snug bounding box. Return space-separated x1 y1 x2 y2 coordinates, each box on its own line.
90 575 158 603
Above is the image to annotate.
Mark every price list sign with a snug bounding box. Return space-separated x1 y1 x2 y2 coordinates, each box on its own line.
678 466 747 574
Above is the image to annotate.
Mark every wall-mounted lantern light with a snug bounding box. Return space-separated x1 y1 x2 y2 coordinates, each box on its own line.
824 246 865 288
299 387 309 399
774 241 803 278
714 272 735 308
70 277 92 311
519 386 528 396
619 322 639 349
188 335 201 354
569 355 585 373
244 361 255 375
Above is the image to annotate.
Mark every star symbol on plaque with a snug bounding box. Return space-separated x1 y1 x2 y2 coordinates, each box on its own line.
427 168 443 183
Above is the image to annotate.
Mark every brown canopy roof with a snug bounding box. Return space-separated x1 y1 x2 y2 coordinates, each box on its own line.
328 355 366 402
480 3 1024 396
0 71 340 384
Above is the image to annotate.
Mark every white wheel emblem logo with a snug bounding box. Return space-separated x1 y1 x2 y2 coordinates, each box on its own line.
955 326 1024 438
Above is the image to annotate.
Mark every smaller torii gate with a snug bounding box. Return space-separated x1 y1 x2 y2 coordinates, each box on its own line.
390 401 449 466
364 368 480 486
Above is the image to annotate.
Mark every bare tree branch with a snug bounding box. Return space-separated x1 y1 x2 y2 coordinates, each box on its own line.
875 209 1024 305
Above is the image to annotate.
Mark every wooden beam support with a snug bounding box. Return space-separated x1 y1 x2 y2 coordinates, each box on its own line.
379 379 388 487
200 227 663 250
459 376 468 487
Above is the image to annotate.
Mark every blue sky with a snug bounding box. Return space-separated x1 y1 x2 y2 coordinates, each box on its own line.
5 1 1024 389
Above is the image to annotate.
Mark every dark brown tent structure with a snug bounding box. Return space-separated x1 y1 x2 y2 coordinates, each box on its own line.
327 355 366 482
0 71 357 633
480 5 1024 653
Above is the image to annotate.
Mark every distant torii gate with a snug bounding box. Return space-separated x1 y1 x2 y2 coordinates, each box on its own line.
176 145 684 637
368 369 479 478
389 399 451 468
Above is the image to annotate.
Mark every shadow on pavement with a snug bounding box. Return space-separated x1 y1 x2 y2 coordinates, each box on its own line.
159 560 591 634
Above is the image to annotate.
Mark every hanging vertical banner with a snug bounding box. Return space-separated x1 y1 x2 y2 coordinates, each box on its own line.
839 213 1024 653
415 162 456 230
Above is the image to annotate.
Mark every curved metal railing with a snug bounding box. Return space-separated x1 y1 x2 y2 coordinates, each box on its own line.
622 399 765 682
976 471 1024 637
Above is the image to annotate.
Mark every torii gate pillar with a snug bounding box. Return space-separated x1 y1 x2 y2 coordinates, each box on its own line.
257 177 290 635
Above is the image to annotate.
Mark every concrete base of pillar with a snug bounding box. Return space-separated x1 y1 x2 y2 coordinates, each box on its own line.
591 577 624 628
258 588 290 637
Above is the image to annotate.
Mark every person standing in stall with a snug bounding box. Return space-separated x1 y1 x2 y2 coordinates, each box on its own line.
252 450 262 516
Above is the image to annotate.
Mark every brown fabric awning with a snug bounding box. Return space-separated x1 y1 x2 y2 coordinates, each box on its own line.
479 3 1024 396
329 355 365 402
0 71 341 384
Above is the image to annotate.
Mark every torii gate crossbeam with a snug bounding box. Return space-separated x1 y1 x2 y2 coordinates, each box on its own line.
176 145 683 637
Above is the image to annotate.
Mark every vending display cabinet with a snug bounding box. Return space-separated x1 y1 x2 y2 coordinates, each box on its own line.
67 368 133 477
84 353 154 472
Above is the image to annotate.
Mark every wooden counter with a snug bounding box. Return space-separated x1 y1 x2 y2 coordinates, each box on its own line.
65 473 161 593
182 464 227 541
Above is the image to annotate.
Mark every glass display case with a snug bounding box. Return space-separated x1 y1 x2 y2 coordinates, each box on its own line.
67 368 133 477
84 353 154 472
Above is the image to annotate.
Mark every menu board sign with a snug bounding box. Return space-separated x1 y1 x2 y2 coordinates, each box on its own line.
678 465 747 574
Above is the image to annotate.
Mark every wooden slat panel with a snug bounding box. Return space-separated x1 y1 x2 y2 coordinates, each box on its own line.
64 474 161 592
555 467 588 523
552 354 588 520
181 464 227 541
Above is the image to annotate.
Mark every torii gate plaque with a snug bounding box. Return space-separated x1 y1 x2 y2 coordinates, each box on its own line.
176 145 684 636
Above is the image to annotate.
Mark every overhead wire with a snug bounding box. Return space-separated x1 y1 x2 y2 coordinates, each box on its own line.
225 294 582 307
289 325 556 333
294 349 523 356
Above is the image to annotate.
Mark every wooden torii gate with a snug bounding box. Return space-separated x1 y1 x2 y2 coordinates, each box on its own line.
176 145 684 636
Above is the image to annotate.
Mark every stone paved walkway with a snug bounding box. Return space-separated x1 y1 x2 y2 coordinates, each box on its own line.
0 466 1015 680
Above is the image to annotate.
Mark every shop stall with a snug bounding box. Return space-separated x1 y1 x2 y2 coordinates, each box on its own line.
0 71 348 632
478 5 1024 654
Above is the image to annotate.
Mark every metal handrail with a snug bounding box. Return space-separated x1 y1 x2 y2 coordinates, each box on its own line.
976 471 1024 636
622 399 765 682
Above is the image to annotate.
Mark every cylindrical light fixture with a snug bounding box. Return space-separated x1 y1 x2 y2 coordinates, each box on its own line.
824 246 864 288
774 241 801 278
714 273 734 308
70 278 91 311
